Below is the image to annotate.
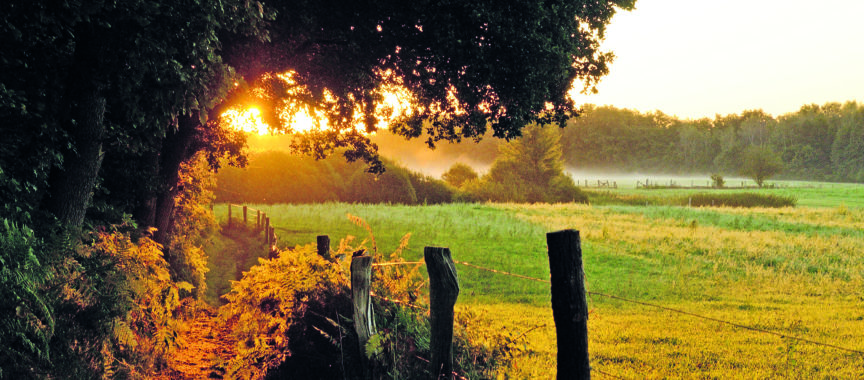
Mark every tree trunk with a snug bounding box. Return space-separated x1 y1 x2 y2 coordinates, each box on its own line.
44 26 108 228
133 150 161 228
152 114 200 247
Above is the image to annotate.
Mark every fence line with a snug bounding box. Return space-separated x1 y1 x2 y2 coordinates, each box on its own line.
369 291 426 310
446 260 864 357
371 261 425 267
453 260 551 283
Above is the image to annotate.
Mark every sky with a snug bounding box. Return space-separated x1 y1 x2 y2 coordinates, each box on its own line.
571 0 864 120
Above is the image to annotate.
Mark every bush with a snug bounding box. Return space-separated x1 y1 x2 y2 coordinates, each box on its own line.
347 164 418 204
44 223 190 378
218 216 515 379
683 193 796 208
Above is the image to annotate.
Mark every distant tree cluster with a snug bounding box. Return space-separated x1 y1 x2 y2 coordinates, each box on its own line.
215 152 454 205
216 125 588 205
373 102 864 184
446 125 588 203
565 102 864 182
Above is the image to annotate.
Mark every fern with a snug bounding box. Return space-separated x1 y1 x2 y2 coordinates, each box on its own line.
0 220 54 378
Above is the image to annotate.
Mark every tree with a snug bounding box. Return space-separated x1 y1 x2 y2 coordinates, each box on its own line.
2 0 634 233
481 124 585 203
442 163 479 188
739 146 783 187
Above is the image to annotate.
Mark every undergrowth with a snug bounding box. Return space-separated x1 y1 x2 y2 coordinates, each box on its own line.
586 190 796 208
217 215 519 379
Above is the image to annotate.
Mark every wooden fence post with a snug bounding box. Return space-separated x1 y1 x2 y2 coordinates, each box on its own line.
243 205 248 225
351 254 375 378
257 210 261 230
546 230 590 380
317 235 331 261
424 247 459 379
264 216 270 245
227 204 232 228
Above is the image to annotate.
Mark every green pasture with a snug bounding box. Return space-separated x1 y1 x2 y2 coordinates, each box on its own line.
592 180 864 208
209 182 864 377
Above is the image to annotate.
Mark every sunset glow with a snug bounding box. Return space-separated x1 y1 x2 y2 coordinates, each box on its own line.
221 107 269 135
222 70 419 135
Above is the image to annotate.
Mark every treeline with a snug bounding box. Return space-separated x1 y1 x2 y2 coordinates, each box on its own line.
563 102 864 181
215 152 454 205
217 124 587 205
366 101 864 182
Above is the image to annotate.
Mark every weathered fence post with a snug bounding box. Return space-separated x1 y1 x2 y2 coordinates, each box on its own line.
351 254 375 378
243 205 248 225
424 247 459 379
546 230 590 380
317 235 331 261
256 210 261 230
227 204 232 228
264 216 270 245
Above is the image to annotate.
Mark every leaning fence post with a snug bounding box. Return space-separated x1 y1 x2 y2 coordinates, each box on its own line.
547 230 590 380
424 247 459 379
317 235 331 261
351 254 375 378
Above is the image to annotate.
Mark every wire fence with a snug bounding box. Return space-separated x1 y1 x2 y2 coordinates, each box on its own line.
368 257 863 378
449 260 864 357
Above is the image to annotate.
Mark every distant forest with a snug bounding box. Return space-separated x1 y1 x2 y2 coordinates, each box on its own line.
366 101 864 182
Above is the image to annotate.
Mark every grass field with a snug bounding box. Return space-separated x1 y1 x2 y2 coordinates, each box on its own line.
212 183 864 378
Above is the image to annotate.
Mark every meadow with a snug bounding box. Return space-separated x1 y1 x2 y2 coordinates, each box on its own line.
212 182 864 378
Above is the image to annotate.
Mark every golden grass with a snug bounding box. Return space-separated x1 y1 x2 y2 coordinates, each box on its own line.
464 203 864 378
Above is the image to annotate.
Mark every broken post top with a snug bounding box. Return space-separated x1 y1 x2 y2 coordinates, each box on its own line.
317 235 331 261
424 247 460 303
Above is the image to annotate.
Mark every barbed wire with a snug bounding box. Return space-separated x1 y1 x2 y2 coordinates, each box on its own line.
447 260 864 357
372 261 425 267
593 367 628 380
370 291 426 310
453 260 551 283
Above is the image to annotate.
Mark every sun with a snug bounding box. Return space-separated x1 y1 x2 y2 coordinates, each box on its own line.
222 70 416 135
221 107 269 135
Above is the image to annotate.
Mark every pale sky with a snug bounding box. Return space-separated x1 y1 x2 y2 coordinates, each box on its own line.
572 0 864 119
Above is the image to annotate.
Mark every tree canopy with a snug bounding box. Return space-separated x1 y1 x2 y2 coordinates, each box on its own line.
1 0 635 234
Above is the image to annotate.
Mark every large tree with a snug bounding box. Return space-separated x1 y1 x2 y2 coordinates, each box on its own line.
739 146 783 187
1 0 635 244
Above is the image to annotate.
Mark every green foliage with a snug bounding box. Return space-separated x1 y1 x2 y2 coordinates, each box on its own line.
217 216 514 379
683 193 796 208
442 163 479 188
348 165 419 205
710 174 725 188
215 151 455 205
0 220 53 378
739 146 784 187
462 124 588 203
25 223 191 378
166 154 218 299
218 244 353 379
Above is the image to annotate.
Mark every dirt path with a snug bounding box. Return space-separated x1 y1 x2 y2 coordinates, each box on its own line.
152 307 236 379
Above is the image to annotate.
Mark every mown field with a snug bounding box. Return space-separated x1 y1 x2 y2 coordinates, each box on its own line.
212 183 864 378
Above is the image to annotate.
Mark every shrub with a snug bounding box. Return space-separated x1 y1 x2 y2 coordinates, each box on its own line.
46 223 190 378
683 192 796 208
347 165 418 204
218 216 515 379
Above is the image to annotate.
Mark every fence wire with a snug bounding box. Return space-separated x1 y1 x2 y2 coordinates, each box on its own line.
449 260 864 357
